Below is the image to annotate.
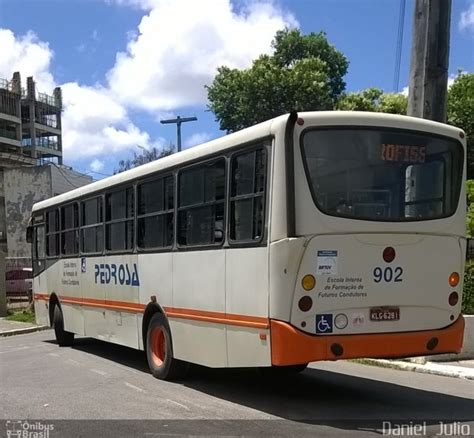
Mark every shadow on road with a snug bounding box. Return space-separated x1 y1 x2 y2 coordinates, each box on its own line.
53 336 474 433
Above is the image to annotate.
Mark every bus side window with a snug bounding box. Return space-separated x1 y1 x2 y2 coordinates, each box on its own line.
105 187 134 252
61 203 79 256
46 209 59 257
178 159 225 247
81 196 103 254
229 147 266 243
137 175 174 249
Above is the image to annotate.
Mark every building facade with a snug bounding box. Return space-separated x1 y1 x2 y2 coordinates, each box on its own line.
0 72 92 313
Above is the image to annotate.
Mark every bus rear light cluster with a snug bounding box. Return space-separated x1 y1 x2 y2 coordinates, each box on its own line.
298 296 313 312
383 246 396 263
301 274 316 291
448 292 459 306
449 272 460 287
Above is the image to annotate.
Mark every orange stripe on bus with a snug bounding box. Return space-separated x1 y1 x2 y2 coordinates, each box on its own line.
33 293 268 328
164 306 269 329
270 316 465 365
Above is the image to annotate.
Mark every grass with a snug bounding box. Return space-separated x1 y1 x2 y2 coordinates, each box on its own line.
5 309 36 324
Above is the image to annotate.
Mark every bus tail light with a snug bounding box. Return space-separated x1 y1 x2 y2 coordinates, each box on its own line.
383 247 396 263
302 274 316 291
298 296 313 312
449 272 460 287
448 292 459 306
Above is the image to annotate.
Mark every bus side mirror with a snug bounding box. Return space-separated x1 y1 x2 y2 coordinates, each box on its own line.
26 226 33 243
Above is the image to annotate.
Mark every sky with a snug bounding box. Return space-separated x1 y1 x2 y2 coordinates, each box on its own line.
0 0 473 178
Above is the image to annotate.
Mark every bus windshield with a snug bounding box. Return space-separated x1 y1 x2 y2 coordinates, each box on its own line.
301 127 463 221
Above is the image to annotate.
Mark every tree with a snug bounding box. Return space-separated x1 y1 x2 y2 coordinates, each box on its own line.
447 72 473 180
206 28 348 132
467 180 474 239
115 145 175 174
336 88 407 114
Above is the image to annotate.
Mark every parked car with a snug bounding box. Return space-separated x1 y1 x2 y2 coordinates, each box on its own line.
6 267 33 300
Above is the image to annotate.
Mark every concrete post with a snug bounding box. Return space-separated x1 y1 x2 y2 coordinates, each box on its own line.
407 0 451 122
0 243 7 317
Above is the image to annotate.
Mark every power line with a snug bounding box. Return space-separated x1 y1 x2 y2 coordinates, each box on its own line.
393 0 406 92
49 162 82 189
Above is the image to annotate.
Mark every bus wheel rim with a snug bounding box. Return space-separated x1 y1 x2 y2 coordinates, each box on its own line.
150 327 166 367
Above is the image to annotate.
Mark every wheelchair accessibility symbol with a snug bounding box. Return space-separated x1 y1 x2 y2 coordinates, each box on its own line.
316 314 333 333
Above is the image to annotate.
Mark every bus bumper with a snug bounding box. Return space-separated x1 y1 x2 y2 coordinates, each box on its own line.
270 315 465 365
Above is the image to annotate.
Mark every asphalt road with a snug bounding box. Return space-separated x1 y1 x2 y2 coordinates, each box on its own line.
1 330 473 437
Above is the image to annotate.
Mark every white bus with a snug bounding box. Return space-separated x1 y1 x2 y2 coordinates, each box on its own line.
30 111 467 380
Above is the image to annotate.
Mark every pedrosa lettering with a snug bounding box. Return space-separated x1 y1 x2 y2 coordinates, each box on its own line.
94 263 140 286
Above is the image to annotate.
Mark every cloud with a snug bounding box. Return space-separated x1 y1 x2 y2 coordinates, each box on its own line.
90 159 105 172
107 0 297 111
183 132 214 149
61 82 164 160
0 28 55 92
1 1 298 166
0 29 164 164
459 3 474 32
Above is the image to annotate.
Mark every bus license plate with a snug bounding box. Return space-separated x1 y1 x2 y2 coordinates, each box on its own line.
370 307 400 321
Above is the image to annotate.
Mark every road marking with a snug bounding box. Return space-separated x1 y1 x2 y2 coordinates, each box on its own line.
166 399 189 410
48 353 60 357
90 368 108 377
67 359 81 366
0 346 30 354
124 381 146 393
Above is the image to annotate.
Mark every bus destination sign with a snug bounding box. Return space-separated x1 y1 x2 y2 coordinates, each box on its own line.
381 144 426 163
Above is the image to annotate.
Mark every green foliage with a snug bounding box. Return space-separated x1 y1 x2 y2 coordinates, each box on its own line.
447 72 474 180
206 28 348 132
337 88 407 114
467 180 474 238
115 145 175 174
6 309 35 324
463 261 474 315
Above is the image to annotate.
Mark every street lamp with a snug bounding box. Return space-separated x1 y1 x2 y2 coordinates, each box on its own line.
160 115 197 152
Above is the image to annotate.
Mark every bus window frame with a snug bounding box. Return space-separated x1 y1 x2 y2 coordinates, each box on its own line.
45 208 60 259
176 156 227 250
80 194 105 256
136 172 175 252
104 184 135 254
60 201 80 257
227 144 268 247
299 125 464 223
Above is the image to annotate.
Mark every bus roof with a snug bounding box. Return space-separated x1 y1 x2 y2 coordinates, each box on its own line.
32 111 464 213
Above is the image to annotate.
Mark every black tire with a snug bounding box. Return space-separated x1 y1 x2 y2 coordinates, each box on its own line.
259 363 308 377
146 313 188 380
53 305 74 347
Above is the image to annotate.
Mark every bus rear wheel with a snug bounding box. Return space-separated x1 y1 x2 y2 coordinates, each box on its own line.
53 305 75 347
146 313 188 381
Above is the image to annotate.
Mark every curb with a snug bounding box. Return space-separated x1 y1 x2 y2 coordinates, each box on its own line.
0 325 50 337
359 358 474 380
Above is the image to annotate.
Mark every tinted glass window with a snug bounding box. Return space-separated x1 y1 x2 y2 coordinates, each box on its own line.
301 128 463 221
46 210 59 257
105 187 134 251
106 188 134 221
178 160 225 246
137 176 174 249
82 197 103 226
81 197 103 254
230 148 266 241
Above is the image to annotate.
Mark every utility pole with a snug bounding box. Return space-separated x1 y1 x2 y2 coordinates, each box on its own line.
160 116 197 152
407 0 451 122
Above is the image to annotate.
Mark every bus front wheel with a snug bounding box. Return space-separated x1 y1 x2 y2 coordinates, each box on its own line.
53 305 75 347
146 313 188 380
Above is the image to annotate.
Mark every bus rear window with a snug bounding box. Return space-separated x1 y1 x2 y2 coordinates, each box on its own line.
301 128 463 221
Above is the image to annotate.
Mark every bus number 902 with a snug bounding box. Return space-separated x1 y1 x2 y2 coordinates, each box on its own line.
373 266 403 283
